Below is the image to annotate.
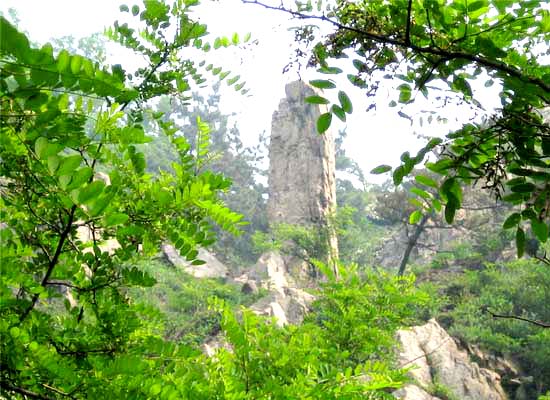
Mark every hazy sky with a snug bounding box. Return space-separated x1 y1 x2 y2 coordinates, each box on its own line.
1 0 501 183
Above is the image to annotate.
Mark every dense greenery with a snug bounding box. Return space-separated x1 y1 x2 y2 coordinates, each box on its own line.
199 268 426 399
149 87 269 269
130 259 262 346
0 2 426 399
2 1 550 399
0 2 246 397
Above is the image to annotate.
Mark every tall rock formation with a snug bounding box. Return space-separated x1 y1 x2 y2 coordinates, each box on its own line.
267 81 338 275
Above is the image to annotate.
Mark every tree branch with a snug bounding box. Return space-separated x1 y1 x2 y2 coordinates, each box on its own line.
0 381 53 400
405 0 413 45
20 204 78 322
482 307 550 328
242 0 550 94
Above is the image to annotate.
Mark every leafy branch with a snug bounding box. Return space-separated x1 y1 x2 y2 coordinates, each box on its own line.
242 0 550 94
19 204 77 322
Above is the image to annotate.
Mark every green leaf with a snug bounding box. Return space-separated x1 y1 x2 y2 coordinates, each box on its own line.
409 210 422 224
397 84 412 103
510 183 536 193
331 104 346 122
309 79 336 89
132 5 140 15
444 200 457 224
57 155 82 176
59 175 72 190
317 112 332 134
318 66 342 74
426 159 454 173
411 187 431 200
149 384 162 396
34 137 49 159
393 165 405 185
432 198 442 212
338 90 353 113
78 181 105 204
119 4 129 12
531 219 548 243
47 155 60 174
415 175 438 189
227 75 240 86
371 165 392 174
70 55 82 74
231 32 239 45
503 213 521 229
88 194 112 217
441 177 462 205
67 167 93 190
104 213 129 227
521 208 537 221
57 50 70 73
9 327 20 339
305 95 329 105
516 227 526 258
186 249 199 261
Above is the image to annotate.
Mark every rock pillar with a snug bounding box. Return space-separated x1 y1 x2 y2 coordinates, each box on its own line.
267 80 338 277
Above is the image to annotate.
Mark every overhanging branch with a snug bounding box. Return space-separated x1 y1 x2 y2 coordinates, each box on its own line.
242 0 550 95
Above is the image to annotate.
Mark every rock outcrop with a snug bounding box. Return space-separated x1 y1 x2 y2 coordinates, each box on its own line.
238 252 316 326
394 319 508 400
268 80 338 271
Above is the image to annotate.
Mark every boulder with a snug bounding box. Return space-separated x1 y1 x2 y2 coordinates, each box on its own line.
249 251 292 293
395 319 508 400
247 252 316 326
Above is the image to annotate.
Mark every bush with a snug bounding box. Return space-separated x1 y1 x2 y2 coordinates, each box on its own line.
130 258 262 345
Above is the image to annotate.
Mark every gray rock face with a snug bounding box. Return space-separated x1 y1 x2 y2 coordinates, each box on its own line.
268 80 338 264
395 319 508 400
247 252 315 326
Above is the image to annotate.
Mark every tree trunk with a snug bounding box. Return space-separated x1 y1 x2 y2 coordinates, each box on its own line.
398 215 429 276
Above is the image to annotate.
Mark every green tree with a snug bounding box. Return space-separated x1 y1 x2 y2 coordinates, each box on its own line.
334 129 387 266
372 170 512 274
0 1 247 396
245 0 550 258
150 86 269 268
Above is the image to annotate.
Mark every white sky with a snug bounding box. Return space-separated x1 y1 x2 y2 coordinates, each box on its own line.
0 0 501 184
